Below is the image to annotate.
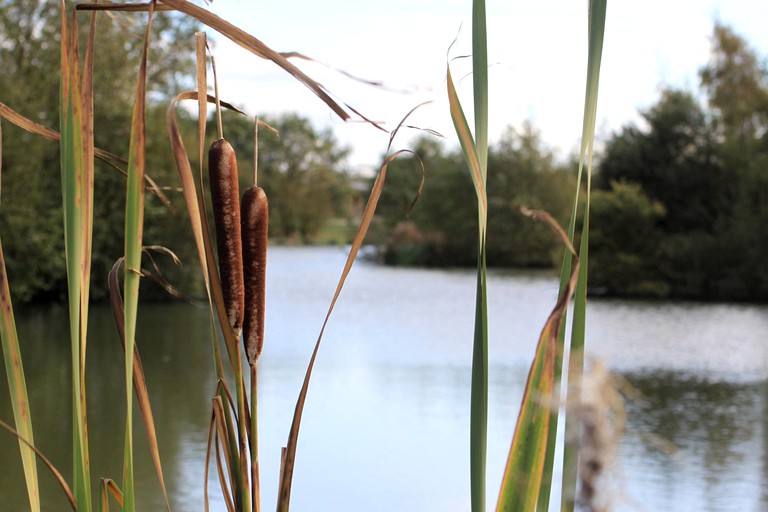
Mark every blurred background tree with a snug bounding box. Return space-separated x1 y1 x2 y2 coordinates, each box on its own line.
372 123 575 268
590 22 768 299
0 2 200 302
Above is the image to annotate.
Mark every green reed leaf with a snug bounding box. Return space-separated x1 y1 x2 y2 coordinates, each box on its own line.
560 2 607 511
0 237 40 511
60 4 91 510
447 2 489 507
122 4 156 511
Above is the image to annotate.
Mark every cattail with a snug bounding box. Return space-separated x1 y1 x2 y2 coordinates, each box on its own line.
209 138 245 332
241 185 268 365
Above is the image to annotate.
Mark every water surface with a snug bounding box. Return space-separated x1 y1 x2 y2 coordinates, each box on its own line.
0 246 765 511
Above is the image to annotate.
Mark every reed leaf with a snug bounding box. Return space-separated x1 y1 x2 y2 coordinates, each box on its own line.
135 0 351 121
276 108 425 511
560 2 607 510
495 209 579 512
121 4 155 510
167 91 248 369
60 4 91 509
447 8 489 502
0 234 39 511
108 256 172 512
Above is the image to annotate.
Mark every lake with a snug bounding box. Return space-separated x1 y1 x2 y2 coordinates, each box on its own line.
0 246 765 511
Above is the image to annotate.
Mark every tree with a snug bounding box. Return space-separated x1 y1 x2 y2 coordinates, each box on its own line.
597 88 728 234
487 122 575 267
0 2 200 302
589 182 668 297
699 23 768 300
700 22 768 157
593 24 768 300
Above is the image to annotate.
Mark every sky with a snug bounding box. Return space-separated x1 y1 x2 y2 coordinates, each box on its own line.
200 0 768 169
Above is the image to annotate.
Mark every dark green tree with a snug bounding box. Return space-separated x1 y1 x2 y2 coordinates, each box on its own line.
487 122 575 267
593 24 768 300
597 89 727 233
589 182 668 297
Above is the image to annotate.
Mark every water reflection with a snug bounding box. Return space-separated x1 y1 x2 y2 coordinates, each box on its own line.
618 372 767 512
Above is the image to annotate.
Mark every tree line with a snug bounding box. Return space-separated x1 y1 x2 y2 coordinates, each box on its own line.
374 23 768 302
2 5 766 303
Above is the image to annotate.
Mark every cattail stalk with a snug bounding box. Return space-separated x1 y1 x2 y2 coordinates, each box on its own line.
208 138 245 333
241 185 268 364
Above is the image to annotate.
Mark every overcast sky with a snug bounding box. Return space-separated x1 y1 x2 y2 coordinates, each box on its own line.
201 0 768 168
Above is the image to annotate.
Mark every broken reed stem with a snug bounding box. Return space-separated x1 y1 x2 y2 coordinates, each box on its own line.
210 51 224 140
253 117 258 187
250 364 260 512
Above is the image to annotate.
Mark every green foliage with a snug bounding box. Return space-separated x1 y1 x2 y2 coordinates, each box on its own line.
593 23 768 301
597 89 728 233
590 181 668 297
487 123 575 267
375 126 574 268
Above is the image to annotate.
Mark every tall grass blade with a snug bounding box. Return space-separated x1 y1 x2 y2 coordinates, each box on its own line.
447 57 489 512
108 257 172 512
122 5 155 511
472 0 488 173
560 2 607 511
60 4 91 510
0 235 40 510
276 109 425 511
469 3 490 507
80 0 97 373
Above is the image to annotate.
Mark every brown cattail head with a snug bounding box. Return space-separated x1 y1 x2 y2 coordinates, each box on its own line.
241 186 268 365
209 138 245 332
